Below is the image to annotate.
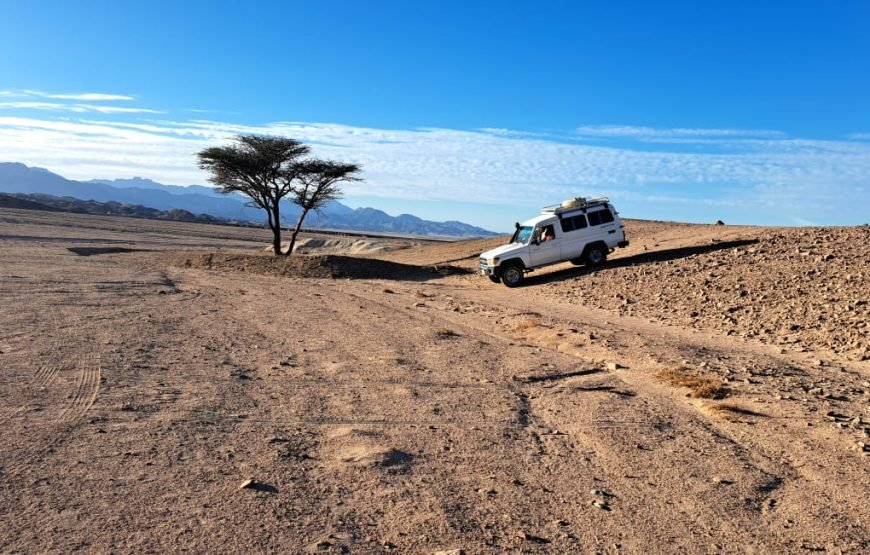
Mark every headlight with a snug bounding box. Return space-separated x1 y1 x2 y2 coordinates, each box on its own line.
487 257 499 266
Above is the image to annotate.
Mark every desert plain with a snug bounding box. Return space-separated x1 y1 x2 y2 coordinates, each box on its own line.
0 207 867 553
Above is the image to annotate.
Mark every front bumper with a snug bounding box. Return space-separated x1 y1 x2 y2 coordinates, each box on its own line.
479 262 497 276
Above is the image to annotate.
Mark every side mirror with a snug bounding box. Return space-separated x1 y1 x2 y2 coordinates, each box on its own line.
514 222 520 229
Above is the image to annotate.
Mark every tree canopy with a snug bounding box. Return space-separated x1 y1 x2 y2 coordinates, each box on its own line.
196 135 362 255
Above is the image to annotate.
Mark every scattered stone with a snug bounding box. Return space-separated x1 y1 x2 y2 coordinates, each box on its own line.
515 531 551 544
592 499 610 510
432 550 465 555
238 478 256 490
606 362 621 371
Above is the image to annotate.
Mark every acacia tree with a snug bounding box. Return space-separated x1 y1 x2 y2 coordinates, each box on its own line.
196 135 310 255
285 160 363 254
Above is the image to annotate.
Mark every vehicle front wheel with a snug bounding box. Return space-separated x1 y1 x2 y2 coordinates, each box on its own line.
500 264 525 288
584 246 607 267
488 274 501 284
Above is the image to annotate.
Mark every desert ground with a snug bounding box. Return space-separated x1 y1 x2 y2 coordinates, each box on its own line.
0 207 867 554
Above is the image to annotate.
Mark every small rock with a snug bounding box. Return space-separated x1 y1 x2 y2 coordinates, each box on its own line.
431 550 465 555
238 478 256 490
592 499 610 510
606 362 621 371
515 531 551 544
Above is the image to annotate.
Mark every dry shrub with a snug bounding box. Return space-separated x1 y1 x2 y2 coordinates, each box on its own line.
514 317 543 331
657 366 729 399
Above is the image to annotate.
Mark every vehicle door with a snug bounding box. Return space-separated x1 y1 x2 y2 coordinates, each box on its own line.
529 224 562 266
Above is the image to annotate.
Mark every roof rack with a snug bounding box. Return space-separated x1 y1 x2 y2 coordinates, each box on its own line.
541 196 609 215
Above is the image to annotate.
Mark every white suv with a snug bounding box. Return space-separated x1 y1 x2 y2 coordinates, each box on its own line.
479 197 629 287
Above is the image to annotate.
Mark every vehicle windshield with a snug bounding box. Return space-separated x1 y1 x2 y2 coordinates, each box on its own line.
510 226 534 244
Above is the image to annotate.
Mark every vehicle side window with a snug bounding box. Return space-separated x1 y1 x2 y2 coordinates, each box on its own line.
559 214 588 233
540 224 555 241
587 209 614 226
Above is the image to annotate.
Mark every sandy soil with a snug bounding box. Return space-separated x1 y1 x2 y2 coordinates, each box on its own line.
0 207 867 554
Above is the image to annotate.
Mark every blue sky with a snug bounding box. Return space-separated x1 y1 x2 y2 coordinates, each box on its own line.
1 0 868 230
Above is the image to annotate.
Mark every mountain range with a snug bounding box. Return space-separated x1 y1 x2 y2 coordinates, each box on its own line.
0 162 497 237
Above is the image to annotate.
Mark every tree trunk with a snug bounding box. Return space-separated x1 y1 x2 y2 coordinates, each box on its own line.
287 208 309 256
271 203 283 255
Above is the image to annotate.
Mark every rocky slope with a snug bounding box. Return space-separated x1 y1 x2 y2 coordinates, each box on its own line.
529 223 869 361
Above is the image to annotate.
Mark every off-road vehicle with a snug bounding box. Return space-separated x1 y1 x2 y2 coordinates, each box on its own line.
479 196 628 287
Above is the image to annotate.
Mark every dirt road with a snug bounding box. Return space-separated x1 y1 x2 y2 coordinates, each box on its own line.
0 208 867 553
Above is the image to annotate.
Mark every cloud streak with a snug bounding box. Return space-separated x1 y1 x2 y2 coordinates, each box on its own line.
0 89 135 101
0 101 161 114
576 124 787 139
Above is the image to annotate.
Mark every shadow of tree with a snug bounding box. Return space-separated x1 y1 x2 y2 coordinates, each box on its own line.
523 238 759 287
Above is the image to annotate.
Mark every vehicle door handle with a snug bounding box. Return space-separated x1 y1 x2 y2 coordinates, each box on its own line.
608 230 616 234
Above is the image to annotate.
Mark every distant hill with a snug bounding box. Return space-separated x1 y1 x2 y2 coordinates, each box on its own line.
0 192 232 224
0 193 62 212
0 162 496 237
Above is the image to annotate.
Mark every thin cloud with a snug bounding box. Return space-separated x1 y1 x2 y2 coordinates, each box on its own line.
75 104 161 114
0 102 161 114
576 124 787 139
847 133 870 140
2 89 136 101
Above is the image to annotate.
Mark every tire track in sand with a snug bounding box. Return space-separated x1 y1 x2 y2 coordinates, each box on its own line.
55 353 101 425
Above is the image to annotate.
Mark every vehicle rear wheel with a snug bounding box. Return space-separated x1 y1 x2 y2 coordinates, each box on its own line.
584 246 607 267
500 264 524 288
488 274 501 284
